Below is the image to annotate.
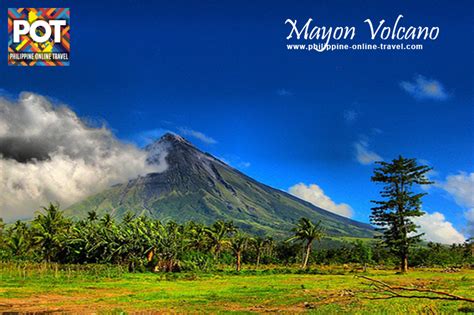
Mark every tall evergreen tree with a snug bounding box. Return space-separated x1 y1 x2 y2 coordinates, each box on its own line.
370 156 432 272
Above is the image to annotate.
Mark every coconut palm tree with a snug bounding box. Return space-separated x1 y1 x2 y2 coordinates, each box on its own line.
251 236 272 268
32 203 71 262
186 221 208 250
87 210 98 222
204 220 235 259
153 221 187 272
231 233 249 272
287 218 325 269
101 213 113 228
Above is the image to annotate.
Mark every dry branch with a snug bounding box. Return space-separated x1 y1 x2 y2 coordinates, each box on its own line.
357 275 474 303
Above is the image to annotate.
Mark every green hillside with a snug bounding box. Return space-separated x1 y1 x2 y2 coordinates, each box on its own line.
66 133 375 238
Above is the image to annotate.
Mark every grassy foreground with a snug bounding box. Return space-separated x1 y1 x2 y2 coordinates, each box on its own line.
0 264 473 314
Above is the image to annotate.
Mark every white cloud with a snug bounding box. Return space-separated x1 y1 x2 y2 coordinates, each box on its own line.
353 139 382 165
343 109 358 123
413 212 465 244
400 75 449 101
440 172 474 208
238 161 251 168
276 88 292 96
466 208 474 223
438 172 474 237
466 209 474 236
178 127 217 144
288 183 353 218
216 155 250 169
0 92 166 221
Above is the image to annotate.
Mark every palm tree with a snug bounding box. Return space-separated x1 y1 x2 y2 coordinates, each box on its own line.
122 211 136 224
251 236 271 269
186 221 208 250
101 213 113 228
32 203 71 262
153 221 187 272
204 220 235 259
6 221 30 258
231 233 249 272
114 215 150 271
87 210 98 222
87 214 119 263
287 218 325 269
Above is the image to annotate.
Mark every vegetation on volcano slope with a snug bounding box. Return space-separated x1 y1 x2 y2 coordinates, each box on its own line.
65 133 376 239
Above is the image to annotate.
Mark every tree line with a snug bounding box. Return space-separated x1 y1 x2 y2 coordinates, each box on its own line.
0 205 471 272
0 156 472 272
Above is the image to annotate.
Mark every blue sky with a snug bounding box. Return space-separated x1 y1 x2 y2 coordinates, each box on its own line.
1 0 473 242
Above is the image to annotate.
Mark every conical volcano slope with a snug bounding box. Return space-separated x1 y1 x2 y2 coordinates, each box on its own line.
66 133 375 237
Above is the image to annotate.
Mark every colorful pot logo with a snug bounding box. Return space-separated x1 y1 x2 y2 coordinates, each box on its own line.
8 8 70 66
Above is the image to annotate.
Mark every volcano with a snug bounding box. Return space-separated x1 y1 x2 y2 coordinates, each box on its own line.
66 133 375 237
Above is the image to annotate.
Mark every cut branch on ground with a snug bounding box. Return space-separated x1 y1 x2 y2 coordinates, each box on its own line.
357 275 474 303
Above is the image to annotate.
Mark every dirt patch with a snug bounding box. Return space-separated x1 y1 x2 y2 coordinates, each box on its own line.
218 301 307 313
0 290 131 313
0 294 79 313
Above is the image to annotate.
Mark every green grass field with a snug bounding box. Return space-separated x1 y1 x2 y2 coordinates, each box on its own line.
0 264 473 314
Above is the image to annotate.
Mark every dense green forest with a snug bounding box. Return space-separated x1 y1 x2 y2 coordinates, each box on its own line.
0 204 472 272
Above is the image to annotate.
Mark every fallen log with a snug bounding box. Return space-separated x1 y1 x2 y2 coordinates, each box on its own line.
357 275 474 303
